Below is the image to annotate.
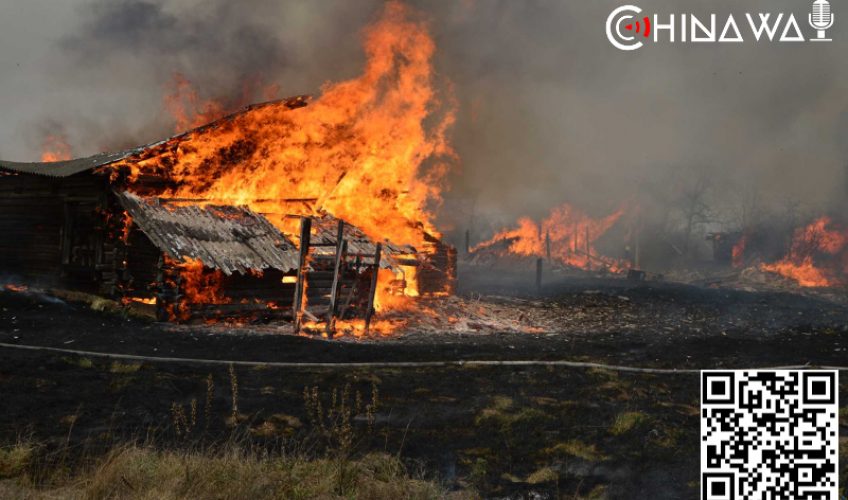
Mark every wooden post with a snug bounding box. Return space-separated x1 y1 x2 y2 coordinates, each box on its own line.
465 229 470 255
545 230 551 263
326 221 346 336
536 258 543 294
585 225 591 271
364 243 382 334
292 217 311 333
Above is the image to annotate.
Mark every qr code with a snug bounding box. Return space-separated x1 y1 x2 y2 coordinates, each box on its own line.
701 370 839 500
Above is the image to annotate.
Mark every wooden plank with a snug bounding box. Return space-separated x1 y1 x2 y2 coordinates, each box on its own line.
292 217 311 333
364 243 382 334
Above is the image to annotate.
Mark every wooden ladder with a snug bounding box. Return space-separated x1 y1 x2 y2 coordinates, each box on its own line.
292 217 382 336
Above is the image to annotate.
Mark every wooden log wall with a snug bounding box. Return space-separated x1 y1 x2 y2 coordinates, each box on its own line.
154 256 297 323
0 173 108 289
417 236 457 295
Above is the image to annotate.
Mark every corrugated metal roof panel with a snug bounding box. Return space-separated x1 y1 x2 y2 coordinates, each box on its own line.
118 192 300 275
0 149 140 178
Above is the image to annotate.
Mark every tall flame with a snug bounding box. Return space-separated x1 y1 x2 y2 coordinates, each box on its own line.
163 73 280 134
114 1 455 250
473 202 626 271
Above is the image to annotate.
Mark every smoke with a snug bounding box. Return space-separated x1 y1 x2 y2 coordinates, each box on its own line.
0 0 373 156
0 0 846 249
63 0 287 90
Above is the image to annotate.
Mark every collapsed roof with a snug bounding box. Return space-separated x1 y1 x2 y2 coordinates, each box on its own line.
118 192 300 275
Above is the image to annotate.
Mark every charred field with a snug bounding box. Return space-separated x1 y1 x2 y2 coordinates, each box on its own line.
1 275 846 499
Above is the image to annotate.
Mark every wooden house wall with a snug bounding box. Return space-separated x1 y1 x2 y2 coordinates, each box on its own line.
418 240 457 295
0 173 107 289
122 226 162 298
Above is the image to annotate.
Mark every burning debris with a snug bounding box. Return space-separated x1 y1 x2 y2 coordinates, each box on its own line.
758 216 848 288
470 202 628 273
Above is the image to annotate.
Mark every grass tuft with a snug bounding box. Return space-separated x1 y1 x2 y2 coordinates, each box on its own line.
0 443 34 480
544 440 608 462
109 361 141 374
609 411 650 435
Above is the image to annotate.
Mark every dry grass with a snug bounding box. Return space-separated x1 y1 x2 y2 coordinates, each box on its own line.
0 443 34 480
0 378 472 499
0 444 469 500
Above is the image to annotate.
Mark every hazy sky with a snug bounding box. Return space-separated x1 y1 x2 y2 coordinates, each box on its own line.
1 0 845 231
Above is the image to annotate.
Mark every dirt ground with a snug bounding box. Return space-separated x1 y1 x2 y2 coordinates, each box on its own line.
1 275 846 498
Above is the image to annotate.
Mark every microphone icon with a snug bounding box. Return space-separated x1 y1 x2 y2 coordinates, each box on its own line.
809 0 834 41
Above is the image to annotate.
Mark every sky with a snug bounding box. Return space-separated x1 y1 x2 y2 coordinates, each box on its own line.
0 0 845 235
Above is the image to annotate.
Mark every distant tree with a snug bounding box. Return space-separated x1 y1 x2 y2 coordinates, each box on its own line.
674 173 714 257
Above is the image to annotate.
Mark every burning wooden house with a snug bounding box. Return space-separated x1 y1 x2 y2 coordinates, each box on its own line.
0 97 456 327
0 160 301 322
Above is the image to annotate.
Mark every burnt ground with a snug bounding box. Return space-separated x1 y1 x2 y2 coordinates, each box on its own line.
1 276 847 498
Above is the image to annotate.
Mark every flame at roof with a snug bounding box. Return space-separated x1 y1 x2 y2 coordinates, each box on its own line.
109 1 455 249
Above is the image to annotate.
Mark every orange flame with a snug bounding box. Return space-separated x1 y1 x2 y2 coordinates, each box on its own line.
732 234 747 268
40 134 72 162
162 73 281 134
173 257 230 305
300 318 401 338
759 217 847 287
163 73 230 133
115 1 455 251
374 267 416 312
473 203 626 271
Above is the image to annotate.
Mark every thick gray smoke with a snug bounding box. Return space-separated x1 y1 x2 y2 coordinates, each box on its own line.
0 0 846 249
